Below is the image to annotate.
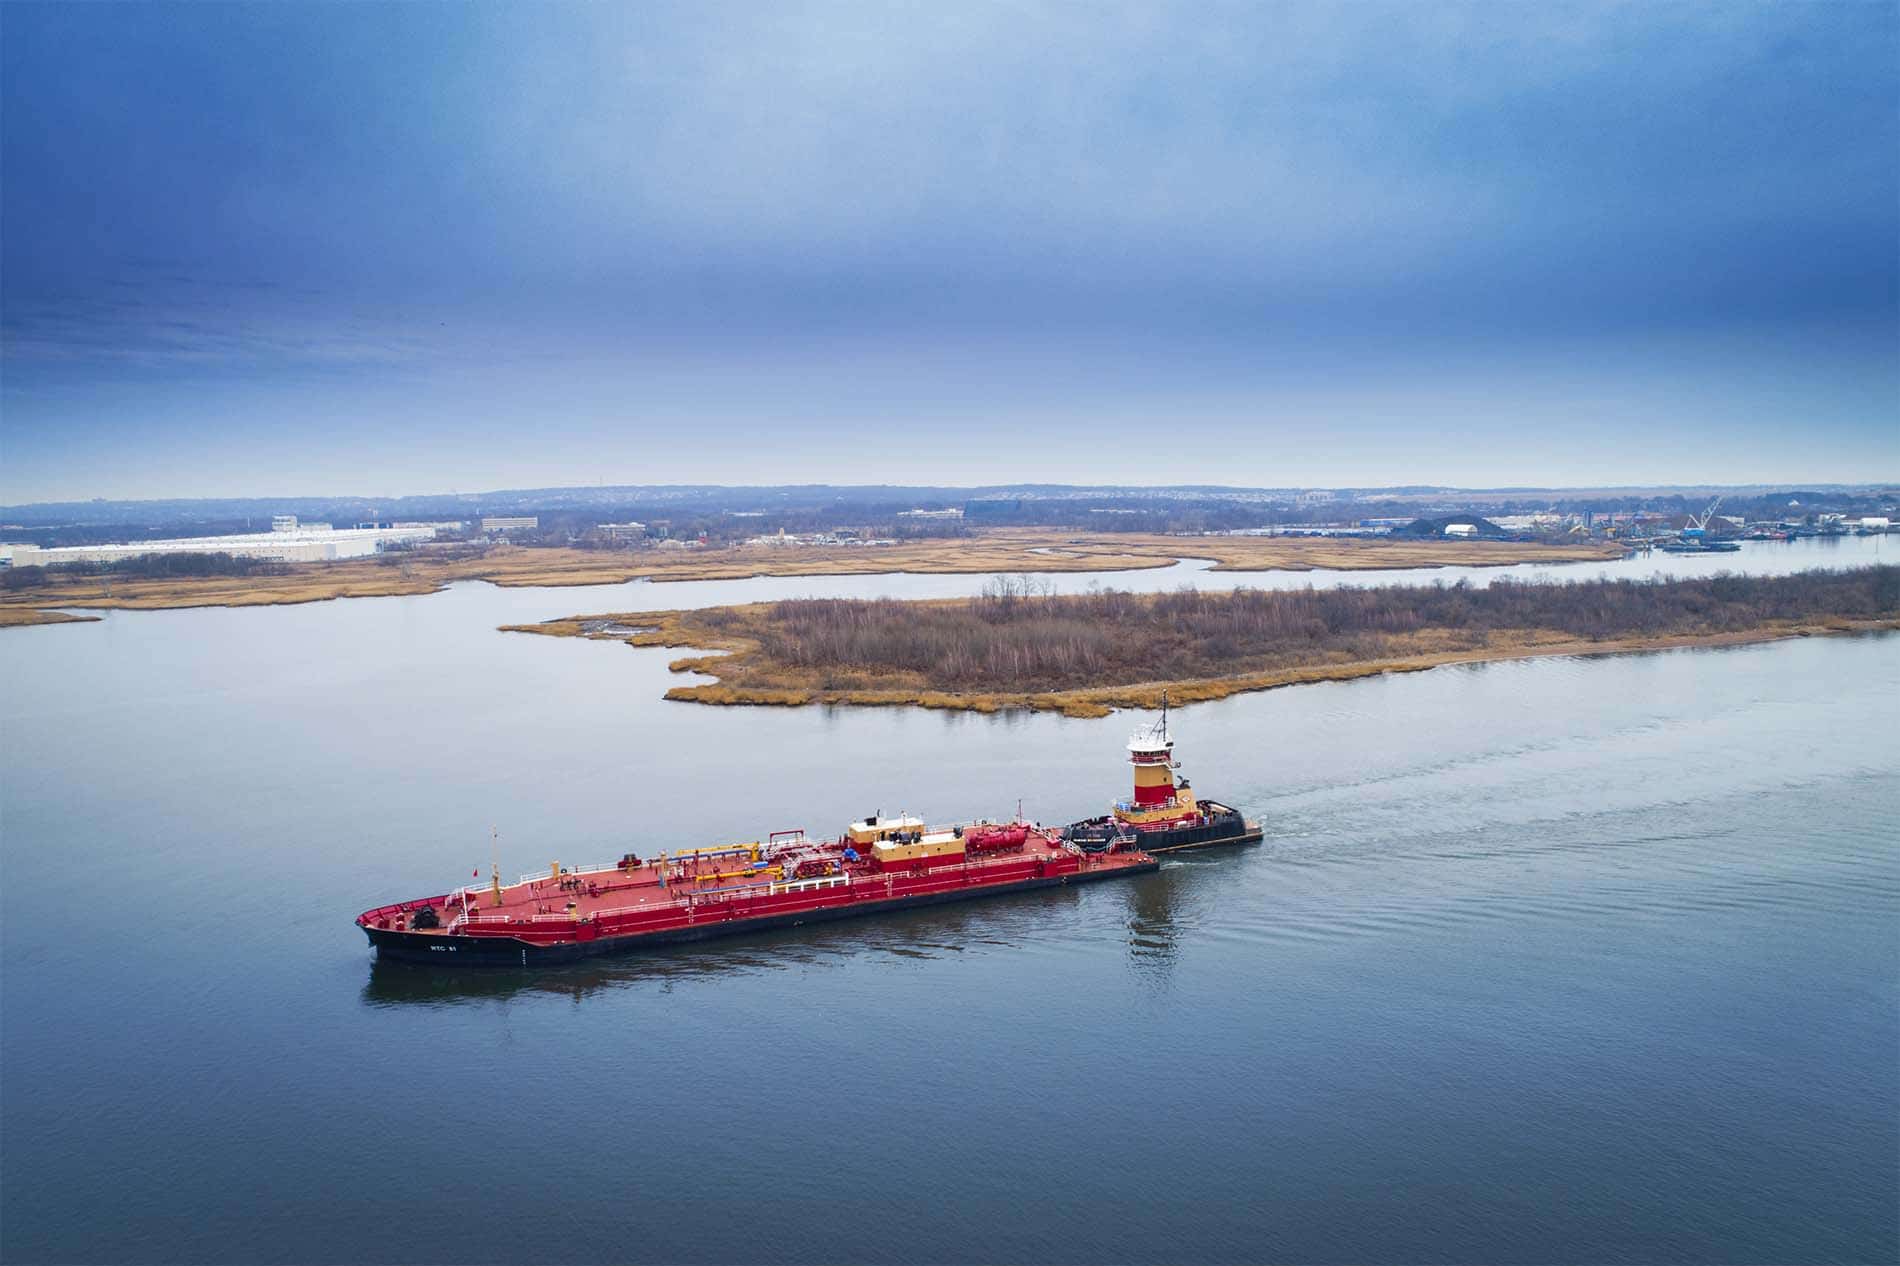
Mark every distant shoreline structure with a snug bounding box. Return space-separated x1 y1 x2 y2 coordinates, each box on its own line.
3 523 441 567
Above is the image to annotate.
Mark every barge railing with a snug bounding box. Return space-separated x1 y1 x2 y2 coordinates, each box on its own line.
421 841 1105 936
513 860 627 887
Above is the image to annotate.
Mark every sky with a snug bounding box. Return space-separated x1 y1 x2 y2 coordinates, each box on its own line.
2 1 1895 503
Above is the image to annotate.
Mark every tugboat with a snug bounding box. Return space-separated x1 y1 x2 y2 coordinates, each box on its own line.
1062 700 1262 854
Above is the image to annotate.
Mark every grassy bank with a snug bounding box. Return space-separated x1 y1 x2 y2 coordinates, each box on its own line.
0 608 100 628
0 530 1624 624
505 567 1900 716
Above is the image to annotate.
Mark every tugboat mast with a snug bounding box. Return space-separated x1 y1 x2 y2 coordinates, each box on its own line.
1127 695 1179 809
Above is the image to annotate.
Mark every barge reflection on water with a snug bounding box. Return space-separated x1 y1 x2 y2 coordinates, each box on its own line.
358 859 1214 1006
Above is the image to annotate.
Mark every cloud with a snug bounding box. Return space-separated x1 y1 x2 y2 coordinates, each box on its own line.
0 0 1892 500
2 269 431 372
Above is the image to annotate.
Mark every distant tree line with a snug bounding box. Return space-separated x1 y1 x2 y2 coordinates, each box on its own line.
13 486 1892 549
1 552 292 588
743 567 1899 692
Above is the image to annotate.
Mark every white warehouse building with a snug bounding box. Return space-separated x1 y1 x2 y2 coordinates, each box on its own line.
4 524 437 567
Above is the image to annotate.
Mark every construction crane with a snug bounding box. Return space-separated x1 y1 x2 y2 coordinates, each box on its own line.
1682 496 1723 540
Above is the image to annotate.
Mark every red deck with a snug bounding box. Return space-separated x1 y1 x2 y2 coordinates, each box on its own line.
358 825 1153 952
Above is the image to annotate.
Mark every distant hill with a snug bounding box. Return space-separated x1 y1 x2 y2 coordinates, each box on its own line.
3 482 1891 544
5 481 1889 522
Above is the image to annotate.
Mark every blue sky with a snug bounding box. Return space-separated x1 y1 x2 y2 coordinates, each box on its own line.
2 1 1894 502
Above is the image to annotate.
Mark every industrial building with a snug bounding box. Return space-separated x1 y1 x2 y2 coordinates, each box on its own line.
480 516 538 533
3 524 437 567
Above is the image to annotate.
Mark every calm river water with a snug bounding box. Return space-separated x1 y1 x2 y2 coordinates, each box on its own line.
2 537 1895 1265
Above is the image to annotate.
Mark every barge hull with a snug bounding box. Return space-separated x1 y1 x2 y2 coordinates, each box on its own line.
364 858 1158 967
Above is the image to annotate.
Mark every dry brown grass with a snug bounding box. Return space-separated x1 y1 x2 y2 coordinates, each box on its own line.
0 531 1625 619
0 608 100 628
0 564 446 612
503 576 1900 718
1153 534 1627 573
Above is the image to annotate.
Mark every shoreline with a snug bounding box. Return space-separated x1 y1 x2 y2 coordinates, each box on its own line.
0 608 101 628
0 531 1626 627
503 603 1900 718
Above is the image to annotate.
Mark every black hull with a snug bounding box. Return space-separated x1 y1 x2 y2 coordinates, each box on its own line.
1143 822 1264 853
1064 802 1262 855
362 859 1158 968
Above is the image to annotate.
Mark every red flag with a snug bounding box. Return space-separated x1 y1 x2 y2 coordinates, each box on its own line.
473 869 479 878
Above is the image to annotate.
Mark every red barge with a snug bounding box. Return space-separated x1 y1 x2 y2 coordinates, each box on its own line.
357 707 1253 967
358 818 1155 966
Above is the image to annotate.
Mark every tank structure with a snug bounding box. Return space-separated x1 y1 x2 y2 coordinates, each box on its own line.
358 814 1155 967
